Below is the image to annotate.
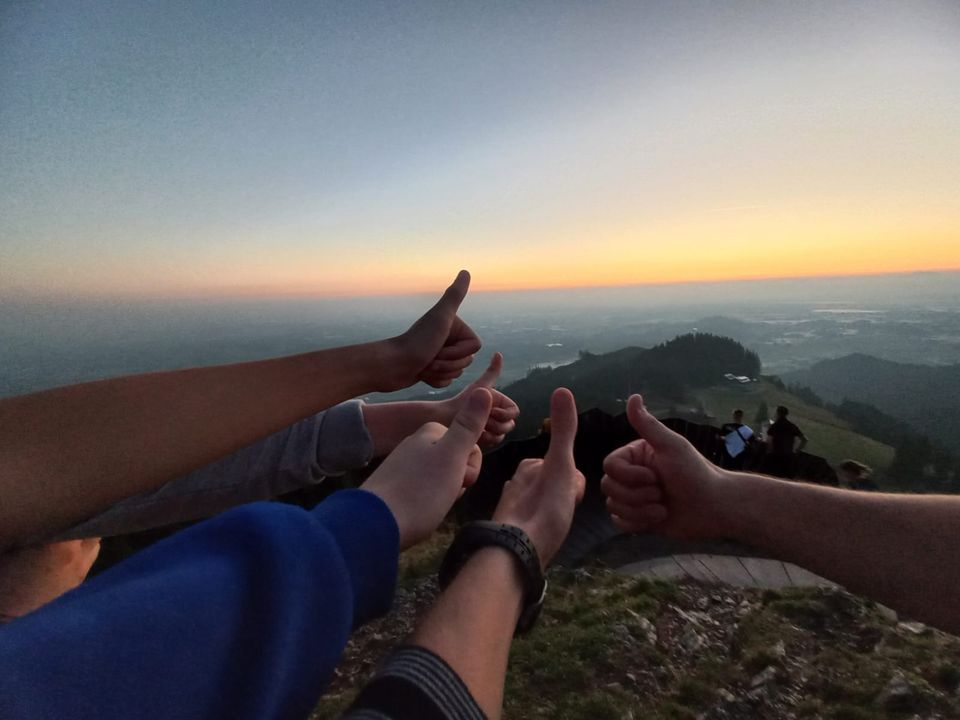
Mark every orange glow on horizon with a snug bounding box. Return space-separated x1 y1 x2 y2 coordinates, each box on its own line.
24 262 957 302
230 264 960 299
6 206 959 300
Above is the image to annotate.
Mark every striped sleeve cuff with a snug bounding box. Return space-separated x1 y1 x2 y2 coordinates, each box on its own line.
342 645 486 720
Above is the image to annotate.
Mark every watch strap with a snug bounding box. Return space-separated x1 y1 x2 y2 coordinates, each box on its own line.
438 521 546 635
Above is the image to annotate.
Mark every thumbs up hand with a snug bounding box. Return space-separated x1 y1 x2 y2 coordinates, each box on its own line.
492 388 586 570
362 388 493 550
601 394 727 540
387 270 482 390
439 352 519 447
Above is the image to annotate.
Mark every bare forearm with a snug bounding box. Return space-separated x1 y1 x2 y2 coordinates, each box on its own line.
361 401 448 458
719 471 960 633
0 340 398 548
411 547 524 719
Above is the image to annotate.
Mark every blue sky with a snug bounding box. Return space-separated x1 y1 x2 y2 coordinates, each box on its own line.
2 1 959 297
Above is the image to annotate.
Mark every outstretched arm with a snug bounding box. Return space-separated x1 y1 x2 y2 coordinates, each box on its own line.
397 389 585 719
54 355 517 543
362 352 519 457
0 494 401 720
0 271 480 550
0 390 495 720
602 394 960 635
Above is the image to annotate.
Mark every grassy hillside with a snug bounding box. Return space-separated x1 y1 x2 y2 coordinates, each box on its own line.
314 566 960 719
696 380 895 473
495 338 894 474
784 354 960 455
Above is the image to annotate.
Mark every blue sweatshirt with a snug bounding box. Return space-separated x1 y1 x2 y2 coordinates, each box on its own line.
0 490 399 720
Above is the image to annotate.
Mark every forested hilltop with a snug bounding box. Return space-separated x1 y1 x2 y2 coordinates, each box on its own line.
502 334 760 439
784 354 960 455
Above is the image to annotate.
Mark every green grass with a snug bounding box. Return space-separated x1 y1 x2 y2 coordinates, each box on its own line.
696 380 895 472
503 570 683 718
315 572 960 720
396 521 455 587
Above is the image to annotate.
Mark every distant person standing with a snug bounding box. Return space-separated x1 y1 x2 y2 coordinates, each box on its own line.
719 409 754 470
765 405 807 479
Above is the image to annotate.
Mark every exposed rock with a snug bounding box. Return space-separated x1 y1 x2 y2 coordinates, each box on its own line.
673 604 718 627
770 640 787 660
611 623 634 646
635 616 658 646
680 625 705 653
876 604 898 623
672 605 700 624
877 672 920 712
750 666 778 689
717 688 737 703
897 621 930 636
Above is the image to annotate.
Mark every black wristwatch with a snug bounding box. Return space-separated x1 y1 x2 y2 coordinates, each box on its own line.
438 521 547 635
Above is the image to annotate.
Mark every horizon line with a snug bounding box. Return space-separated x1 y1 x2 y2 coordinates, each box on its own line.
4 266 960 304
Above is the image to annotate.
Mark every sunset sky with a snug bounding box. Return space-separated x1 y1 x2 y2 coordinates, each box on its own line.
2 1 959 298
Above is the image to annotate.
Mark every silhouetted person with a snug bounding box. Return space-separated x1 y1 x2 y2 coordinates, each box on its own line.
765 405 806 479
719 408 754 470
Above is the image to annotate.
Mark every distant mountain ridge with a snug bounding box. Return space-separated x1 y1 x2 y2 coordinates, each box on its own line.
501 333 761 438
784 354 960 453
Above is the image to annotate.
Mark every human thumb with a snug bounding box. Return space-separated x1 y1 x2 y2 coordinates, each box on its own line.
441 386 492 452
626 394 683 449
471 351 503 389
544 387 578 469
435 269 471 314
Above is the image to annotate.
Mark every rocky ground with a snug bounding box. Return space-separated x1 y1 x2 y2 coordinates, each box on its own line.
313 560 960 720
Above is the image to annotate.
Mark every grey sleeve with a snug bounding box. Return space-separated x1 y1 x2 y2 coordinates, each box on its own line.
56 400 374 540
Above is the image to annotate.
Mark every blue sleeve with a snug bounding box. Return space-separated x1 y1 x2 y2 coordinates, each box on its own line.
0 489 399 720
